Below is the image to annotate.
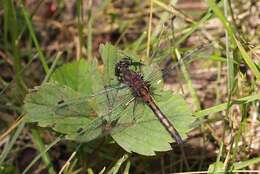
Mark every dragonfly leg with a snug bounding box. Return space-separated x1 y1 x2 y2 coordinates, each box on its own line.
104 84 121 123
123 97 135 109
131 99 146 124
103 83 121 89
150 90 161 98
122 97 136 123
132 98 138 122
132 61 143 73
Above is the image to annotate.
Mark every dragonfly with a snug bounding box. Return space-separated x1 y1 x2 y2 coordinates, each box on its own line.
47 44 212 147
115 57 183 144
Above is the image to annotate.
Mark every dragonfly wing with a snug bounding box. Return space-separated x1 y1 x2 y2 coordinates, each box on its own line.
145 44 214 85
53 83 128 116
66 92 135 142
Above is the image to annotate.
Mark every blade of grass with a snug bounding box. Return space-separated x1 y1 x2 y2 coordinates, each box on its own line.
231 104 247 164
215 62 222 105
0 116 24 142
153 0 194 23
107 154 129 174
19 0 49 73
5 0 27 96
17 0 45 42
207 0 260 79
123 160 131 174
31 128 56 174
175 48 201 110
58 144 81 174
194 93 260 118
42 52 62 84
223 0 235 168
207 0 234 41
233 157 260 170
146 0 153 58
76 0 84 60
0 120 25 164
176 10 213 46
172 170 260 173
208 55 238 64
223 0 235 95
87 168 95 174
87 0 93 60
3 0 10 51
235 39 260 79
22 136 62 174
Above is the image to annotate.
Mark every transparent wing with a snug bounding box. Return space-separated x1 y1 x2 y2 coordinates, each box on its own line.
67 96 146 142
65 88 136 142
53 84 128 117
145 44 214 84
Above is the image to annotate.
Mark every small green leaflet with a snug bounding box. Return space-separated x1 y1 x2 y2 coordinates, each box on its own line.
24 43 195 156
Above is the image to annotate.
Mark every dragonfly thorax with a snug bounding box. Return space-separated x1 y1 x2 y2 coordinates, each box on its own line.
115 58 152 100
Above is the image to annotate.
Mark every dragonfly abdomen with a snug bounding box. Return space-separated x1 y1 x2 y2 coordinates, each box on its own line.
146 98 183 144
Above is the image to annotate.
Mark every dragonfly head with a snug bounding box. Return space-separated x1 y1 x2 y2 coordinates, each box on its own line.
115 57 132 78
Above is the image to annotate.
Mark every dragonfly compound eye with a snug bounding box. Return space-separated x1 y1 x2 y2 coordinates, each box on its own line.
115 63 122 77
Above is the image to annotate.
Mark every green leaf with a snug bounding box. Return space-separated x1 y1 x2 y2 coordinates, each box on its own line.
51 59 103 95
24 82 93 134
24 59 103 135
24 43 195 156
